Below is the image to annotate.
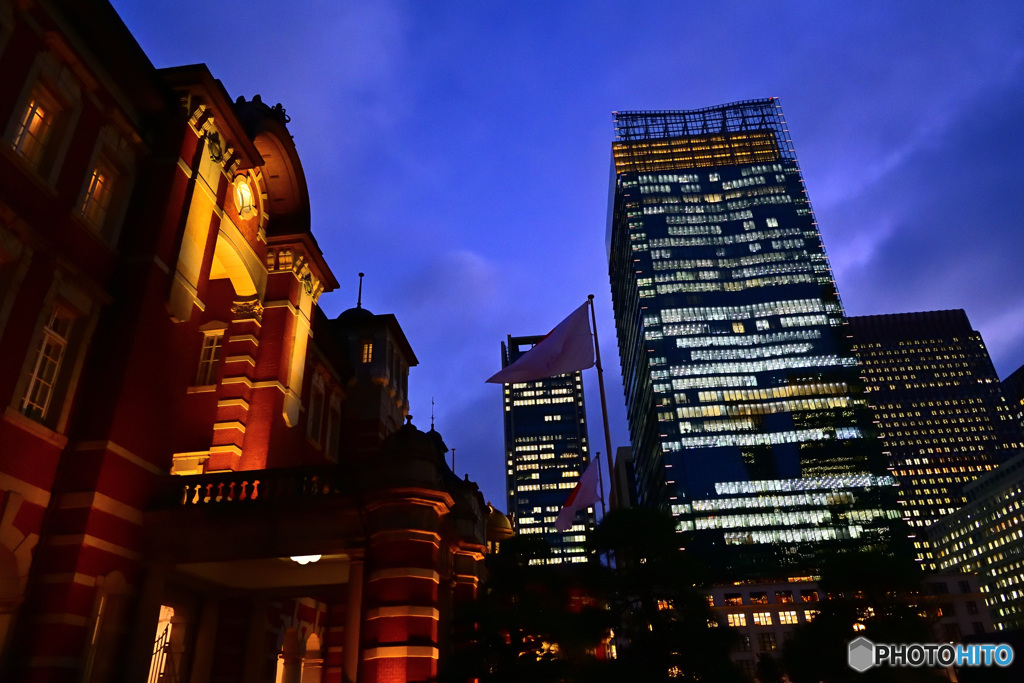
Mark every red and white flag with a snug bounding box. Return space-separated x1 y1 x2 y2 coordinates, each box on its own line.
486 303 595 384
555 457 601 532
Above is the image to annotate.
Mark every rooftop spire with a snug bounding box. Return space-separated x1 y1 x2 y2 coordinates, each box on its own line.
356 272 364 308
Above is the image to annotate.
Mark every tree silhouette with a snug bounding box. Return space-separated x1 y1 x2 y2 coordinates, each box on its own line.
589 507 746 683
782 532 946 683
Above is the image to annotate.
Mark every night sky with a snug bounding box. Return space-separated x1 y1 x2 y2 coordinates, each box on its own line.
111 0 1024 509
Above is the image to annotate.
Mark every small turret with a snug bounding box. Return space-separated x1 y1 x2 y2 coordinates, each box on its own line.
329 274 418 456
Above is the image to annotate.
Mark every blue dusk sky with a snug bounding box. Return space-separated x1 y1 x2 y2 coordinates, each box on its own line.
111 0 1024 508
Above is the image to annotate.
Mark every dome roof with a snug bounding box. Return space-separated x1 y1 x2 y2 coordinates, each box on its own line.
487 503 513 533
336 305 375 325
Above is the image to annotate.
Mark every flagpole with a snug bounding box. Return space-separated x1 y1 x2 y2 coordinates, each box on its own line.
595 452 607 517
588 294 617 510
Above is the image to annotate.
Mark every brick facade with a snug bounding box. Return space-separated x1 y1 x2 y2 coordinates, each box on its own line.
0 2 488 681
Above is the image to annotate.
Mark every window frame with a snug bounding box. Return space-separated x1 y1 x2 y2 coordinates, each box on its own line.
76 125 137 244
10 280 98 433
726 613 746 627
4 52 82 185
80 156 116 226
757 632 777 652
307 373 326 445
193 327 225 387
20 305 74 422
10 82 61 168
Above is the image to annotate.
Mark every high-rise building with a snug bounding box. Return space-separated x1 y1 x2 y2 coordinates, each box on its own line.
1002 363 1024 434
925 453 1024 632
607 99 899 574
849 310 1022 567
501 334 595 564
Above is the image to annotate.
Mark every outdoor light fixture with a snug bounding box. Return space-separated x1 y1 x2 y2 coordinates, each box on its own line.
289 555 322 565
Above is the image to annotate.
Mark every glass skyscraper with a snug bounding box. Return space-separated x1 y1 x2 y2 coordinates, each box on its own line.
501 334 595 564
607 99 899 573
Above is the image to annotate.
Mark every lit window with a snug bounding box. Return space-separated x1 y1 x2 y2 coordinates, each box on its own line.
11 84 60 167
361 341 373 364
779 611 799 624
21 306 73 422
195 332 223 386
81 159 116 227
727 613 747 627
752 612 772 626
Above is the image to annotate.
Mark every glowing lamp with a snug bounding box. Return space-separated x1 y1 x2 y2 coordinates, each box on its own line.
290 555 322 565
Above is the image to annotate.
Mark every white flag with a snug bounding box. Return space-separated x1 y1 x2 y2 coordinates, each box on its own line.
486 303 595 384
555 457 601 532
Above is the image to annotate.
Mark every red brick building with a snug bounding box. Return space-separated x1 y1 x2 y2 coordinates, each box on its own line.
0 2 489 681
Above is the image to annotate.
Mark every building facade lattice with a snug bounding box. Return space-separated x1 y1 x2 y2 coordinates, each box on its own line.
607 99 900 577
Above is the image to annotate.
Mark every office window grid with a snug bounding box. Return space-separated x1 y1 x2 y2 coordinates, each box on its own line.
502 333 594 565
608 100 897 570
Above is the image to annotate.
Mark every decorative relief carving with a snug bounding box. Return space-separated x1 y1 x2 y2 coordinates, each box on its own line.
231 298 264 322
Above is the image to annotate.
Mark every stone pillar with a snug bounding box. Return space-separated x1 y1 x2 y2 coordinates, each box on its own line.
361 506 446 683
301 636 324 683
188 595 221 683
343 557 364 683
241 597 269 682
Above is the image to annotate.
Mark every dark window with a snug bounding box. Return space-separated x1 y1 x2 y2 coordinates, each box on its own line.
757 632 777 652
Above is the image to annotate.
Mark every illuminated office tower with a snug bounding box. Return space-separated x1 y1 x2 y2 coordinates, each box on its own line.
607 100 899 573
1003 363 1024 434
925 453 1024 632
501 334 595 564
849 310 1023 566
